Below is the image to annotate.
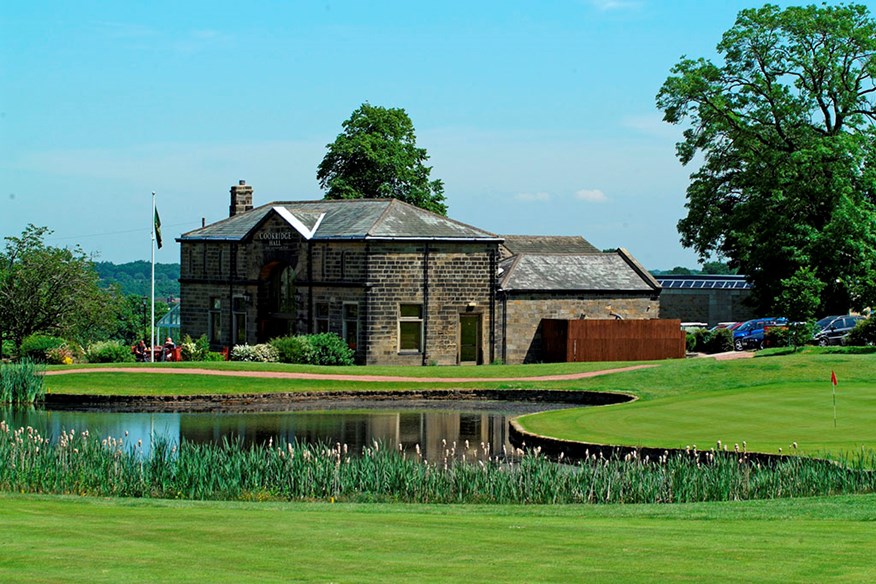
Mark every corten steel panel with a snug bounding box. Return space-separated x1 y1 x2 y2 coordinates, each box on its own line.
541 319 685 362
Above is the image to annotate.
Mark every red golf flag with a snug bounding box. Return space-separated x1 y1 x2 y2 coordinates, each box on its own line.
831 370 838 387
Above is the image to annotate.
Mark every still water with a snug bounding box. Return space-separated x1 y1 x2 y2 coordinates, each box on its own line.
3 400 570 461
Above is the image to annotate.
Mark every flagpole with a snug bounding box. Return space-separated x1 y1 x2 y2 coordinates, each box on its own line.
831 370 837 428
151 191 156 362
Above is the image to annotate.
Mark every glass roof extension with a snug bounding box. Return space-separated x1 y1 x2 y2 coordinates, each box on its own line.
656 276 751 290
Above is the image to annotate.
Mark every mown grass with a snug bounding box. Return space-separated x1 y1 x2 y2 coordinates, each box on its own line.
516 352 876 458
2 493 875 583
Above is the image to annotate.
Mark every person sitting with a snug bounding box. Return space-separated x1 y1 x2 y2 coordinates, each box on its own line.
134 340 147 362
161 337 176 362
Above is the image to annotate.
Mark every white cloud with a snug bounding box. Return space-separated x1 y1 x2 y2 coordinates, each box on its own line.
575 188 608 203
514 192 551 202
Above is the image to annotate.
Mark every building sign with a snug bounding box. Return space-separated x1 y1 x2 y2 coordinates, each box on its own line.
256 231 296 247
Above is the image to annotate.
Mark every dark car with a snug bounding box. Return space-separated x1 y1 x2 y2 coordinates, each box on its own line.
812 315 866 346
732 317 787 351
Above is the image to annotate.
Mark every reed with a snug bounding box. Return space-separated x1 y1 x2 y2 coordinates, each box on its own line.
1 421 874 504
0 360 46 405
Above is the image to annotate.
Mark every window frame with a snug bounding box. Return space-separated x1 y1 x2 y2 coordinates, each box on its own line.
343 302 359 350
398 303 424 353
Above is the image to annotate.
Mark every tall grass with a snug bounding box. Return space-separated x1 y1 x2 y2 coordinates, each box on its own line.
2 421 874 504
0 360 45 404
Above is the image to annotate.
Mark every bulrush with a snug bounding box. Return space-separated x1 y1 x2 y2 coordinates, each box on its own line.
2 421 875 505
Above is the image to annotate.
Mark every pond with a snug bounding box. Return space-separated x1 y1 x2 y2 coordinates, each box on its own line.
2 400 574 461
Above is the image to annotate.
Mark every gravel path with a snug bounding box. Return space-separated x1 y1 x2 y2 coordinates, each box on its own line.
45 363 658 383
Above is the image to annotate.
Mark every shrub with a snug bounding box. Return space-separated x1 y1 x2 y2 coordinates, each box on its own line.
19 334 66 362
685 332 697 352
180 335 212 361
231 344 279 362
308 333 355 366
204 351 228 362
763 327 789 348
269 334 354 365
271 336 316 364
846 317 876 346
0 359 45 404
85 340 134 363
704 328 733 353
1 340 16 360
46 345 76 365
686 328 732 354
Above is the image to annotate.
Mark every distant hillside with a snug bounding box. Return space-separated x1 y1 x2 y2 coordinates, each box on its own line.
94 261 180 298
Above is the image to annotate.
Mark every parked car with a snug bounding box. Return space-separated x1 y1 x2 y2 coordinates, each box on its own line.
732 317 788 351
812 315 866 346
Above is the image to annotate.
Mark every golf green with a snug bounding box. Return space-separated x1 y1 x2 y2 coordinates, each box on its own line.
518 381 876 457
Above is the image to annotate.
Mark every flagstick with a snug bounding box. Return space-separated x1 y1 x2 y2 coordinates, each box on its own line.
833 384 837 429
150 191 156 362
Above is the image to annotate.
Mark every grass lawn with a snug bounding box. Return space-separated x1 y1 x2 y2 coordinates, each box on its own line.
514 350 876 458
2 493 875 583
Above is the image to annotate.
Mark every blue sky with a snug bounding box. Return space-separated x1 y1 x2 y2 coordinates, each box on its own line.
4 0 871 269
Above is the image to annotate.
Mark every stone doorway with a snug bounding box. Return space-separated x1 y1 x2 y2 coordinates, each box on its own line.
257 261 297 342
459 314 482 365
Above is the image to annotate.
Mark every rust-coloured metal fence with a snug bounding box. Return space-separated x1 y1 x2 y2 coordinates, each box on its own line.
541 319 685 362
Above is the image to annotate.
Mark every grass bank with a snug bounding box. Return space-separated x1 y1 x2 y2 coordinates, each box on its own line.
2 493 874 583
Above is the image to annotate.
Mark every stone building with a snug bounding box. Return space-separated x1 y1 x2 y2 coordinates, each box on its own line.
496 237 662 363
654 274 755 326
178 182 661 365
177 181 501 366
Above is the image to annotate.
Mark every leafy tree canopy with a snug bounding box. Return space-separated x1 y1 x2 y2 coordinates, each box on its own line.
657 3 876 317
317 103 447 215
0 225 120 347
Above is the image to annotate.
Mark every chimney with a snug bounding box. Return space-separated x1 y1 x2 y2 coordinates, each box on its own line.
230 180 253 217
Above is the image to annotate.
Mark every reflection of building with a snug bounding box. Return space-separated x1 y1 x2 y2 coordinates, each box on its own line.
175 410 510 462
178 182 660 364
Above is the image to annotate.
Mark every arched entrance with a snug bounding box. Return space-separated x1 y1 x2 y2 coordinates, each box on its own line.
257 261 298 342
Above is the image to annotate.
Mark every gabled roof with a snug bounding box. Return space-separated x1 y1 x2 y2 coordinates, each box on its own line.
498 249 660 293
500 235 600 256
178 198 499 242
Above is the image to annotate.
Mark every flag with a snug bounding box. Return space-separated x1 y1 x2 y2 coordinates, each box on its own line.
154 208 163 249
831 370 837 387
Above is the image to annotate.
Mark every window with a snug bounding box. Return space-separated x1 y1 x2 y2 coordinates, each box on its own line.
232 296 247 345
209 297 221 344
343 303 359 349
316 302 330 333
398 304 423 352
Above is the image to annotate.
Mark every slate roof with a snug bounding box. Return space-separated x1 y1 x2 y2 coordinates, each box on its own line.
500 235 600 256
498 250 660 292
178 198 499 242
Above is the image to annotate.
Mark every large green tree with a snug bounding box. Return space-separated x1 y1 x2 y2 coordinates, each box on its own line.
657 3 876 316
0 225 118 347
317 103 447 215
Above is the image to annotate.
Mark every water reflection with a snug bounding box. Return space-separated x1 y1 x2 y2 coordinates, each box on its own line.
3 401 567 461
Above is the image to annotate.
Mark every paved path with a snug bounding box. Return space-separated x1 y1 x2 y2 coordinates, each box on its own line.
45 364 658 383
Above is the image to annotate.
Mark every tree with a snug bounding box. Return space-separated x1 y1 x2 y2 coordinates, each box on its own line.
700 261 735 275
317 103 447 215
0 225 118 348
657 3 876 315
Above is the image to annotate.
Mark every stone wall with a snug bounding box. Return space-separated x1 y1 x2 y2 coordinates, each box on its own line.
365 242 497 366
496 293 657 364
659 289 755 326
